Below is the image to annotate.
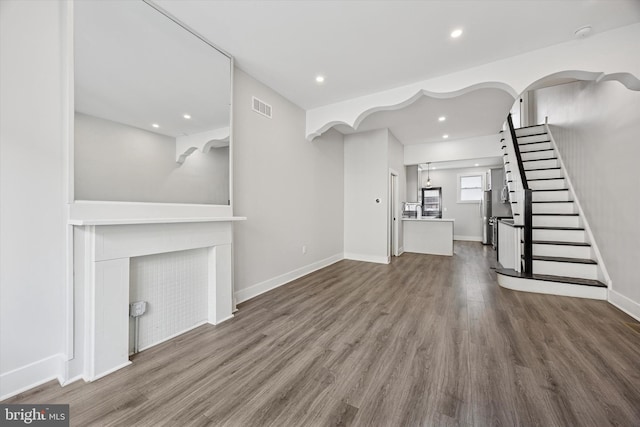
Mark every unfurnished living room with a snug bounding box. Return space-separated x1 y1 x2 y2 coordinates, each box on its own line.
1 1 639 426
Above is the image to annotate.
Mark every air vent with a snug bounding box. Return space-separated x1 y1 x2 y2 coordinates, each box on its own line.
252 96 272 118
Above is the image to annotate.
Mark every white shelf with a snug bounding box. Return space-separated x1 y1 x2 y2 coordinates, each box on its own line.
69 216 246 226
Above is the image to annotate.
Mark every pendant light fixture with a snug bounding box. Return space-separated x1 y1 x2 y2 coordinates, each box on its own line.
426 162 432 188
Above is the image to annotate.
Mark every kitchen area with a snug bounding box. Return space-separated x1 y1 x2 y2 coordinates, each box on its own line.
401 162 512 256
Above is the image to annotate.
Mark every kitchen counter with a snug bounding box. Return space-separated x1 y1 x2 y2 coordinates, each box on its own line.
401 217 455 222
402 217 454 256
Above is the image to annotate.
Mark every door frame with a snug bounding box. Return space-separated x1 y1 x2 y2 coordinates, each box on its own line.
388 168 399 258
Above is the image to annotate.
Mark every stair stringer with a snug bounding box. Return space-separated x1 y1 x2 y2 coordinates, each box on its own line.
545 124 612 289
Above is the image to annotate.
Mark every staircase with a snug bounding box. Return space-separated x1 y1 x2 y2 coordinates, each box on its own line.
496 121 608 300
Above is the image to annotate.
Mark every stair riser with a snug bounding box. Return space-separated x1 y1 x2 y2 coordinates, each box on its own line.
533 229 585 243
523 159 559 170
518 134 549 144
515 126 546 137
526 169 563 180
533 244 592 259
532 260 598 280
532 190 571 202
521 150 556 161
529 179 566 190
532 202 576 214
519 142 552 152
533 216 581 228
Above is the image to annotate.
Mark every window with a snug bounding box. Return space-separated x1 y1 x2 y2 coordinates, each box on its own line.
458 174 483 203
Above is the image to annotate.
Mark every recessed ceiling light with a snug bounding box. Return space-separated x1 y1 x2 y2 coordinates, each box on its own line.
443 134 449 139
152 123 159 128
474 163 479 167
438 116 446 122
450 28 463 39
574 25 592 38
183 114 191 119
432 167 437 170
315 75 325 83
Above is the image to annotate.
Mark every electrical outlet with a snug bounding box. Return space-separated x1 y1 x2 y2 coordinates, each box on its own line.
130 301 147 317
302 245 307 254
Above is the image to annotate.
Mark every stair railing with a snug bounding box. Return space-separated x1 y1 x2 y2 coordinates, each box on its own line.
506 114 533 275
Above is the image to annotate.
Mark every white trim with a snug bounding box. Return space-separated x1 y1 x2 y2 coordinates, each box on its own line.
608 290 640 322
343 253 390 264
87 361 132 382
454 235 482 242
497 273 607 300
0 354 65 401
235 253 344 304
209 314 235 325
545 124 612 288
397 246 404 256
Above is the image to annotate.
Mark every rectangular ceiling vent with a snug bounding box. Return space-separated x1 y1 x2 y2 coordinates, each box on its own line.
252 96 272 119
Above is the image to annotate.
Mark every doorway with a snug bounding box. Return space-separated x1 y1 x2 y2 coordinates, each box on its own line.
389 170 399 258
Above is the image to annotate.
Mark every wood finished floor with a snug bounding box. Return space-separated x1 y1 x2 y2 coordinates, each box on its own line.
6 242 640 426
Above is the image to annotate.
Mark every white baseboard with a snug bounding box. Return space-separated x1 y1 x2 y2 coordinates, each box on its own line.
454 235 482 242
88 361 132 382
235 253 344 304
609 289 640 322
397 246 404 256
1 354 65 401
344 253 390 264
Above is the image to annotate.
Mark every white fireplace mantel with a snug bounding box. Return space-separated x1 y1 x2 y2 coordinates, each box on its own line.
68 211 245 382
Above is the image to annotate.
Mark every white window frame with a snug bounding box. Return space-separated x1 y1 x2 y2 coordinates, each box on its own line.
457 173 484 203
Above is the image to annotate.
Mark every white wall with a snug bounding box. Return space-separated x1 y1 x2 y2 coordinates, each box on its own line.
232 69 344 302
405 165 419 202
0 0 67 398
344 129 389 263
421 167 489 241
531 80 640 319
404 134 501 165
75 113 230 205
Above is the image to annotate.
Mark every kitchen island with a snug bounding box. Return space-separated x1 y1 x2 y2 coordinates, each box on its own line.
402 217 454 256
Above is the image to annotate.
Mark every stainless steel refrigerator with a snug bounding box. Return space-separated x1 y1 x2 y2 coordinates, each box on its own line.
481 190 492 245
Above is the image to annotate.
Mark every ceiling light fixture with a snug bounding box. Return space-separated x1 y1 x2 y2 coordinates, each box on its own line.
426 162 432 188
438 116 446 122
315 75 325 83
443 134 449 139
450 28 463 39
183 114 191 119
474 163 479 167
152 123 159 128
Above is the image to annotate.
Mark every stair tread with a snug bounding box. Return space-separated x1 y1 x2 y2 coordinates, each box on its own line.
522 157 558 162
525 167 561 171
496 268 606 288
532 213 579 216
528 177 565 181
532 200 573 203
518 142 551 145
516 124 546 130
532 240 591 246
531 255 597 265
533 226 584 230
516 132 547 138
521 148 555 154
531 188 569 192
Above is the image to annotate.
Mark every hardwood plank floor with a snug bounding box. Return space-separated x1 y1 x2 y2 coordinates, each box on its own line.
6 242 640 426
